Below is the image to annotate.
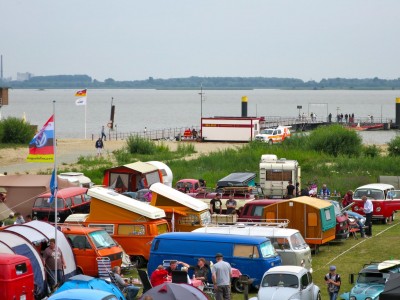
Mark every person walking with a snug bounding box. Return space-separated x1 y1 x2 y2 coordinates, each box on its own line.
101 125 107 141
43 238 66 290
95 138 104 156
360 195 373 237
212 253 232 300
324 265 341 300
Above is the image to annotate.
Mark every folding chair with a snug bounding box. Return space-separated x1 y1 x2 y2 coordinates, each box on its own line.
97 257 111 279
203 282 216 300
137 269 152 294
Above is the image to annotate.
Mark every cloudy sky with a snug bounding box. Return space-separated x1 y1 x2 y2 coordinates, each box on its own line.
1 1 399 81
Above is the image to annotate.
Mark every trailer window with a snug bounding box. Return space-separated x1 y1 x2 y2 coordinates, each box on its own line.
233 245 259 258
265 170 292 181
178 213 199 225
15 263 28 275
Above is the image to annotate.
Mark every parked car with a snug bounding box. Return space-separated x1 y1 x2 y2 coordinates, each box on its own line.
255 126 291 144
352 183 400 224
32 187 89 222
237 199 281 222
249 265 321 300
340 260 400 300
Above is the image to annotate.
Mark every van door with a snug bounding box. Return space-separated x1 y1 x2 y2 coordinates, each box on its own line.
67 234 96 275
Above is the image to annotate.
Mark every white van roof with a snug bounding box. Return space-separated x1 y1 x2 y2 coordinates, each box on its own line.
88 187 166 219
58 172 92 185
356 183 394 190
150 182 208 211
193 225 300 237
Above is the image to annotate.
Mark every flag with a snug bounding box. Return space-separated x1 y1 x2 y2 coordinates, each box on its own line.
75 89 87 97
48 169 58 203
171 209 175 232
75 97 87 106
26 115 55 162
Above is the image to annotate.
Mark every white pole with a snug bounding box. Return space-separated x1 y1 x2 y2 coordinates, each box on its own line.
85 99 87 139
53 100 59 287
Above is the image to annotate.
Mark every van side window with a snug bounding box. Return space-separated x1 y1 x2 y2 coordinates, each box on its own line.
271 238 290 250
65 197 72 208
74 195 83 205
153 239 160 251
253 206 263 217
88 224 115 235
157 223 169 235
70 235 92 249
233 245 259 258
118 225 145 235
15 262 27 275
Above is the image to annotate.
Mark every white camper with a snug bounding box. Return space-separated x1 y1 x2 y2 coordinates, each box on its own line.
259 154 301 198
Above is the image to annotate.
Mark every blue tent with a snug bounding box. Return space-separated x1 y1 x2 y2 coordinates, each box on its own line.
55 275 125 300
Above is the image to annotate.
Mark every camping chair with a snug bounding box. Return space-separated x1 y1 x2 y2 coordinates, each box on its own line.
108 270 127 293
171 270 189 284
97 257 111 279
203 282 216 300
137 269 152 294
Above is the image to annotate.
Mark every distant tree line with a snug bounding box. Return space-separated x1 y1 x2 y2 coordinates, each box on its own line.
1 75 400 89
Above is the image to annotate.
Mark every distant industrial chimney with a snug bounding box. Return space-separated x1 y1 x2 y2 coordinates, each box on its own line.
241 96 248 117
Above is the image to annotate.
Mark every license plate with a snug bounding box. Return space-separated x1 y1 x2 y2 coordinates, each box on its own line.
20 295 26 300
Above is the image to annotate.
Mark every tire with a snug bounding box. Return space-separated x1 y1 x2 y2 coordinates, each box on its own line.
392 212 396 221
131 255 147 268
383 216 390 224
232 277 246 293
268 139 273 145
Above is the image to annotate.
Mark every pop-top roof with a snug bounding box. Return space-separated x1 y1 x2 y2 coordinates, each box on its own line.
88 187 165 219
150 183 208 211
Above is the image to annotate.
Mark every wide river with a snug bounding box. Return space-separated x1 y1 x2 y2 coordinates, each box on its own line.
2 89 400 143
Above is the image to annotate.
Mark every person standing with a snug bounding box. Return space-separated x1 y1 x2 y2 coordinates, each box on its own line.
95 138 104 156
14 212 25 224
361 195 373 237
43 238 66 290
101 125 107 141
342 190 353 207
286 181 295 198
210 194 222 214
225 194 237 215
320 184 331 199
212 253 232 300
324 265 341 300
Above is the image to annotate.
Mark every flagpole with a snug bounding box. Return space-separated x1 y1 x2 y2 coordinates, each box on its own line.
53 100 59 287
85 97 87 139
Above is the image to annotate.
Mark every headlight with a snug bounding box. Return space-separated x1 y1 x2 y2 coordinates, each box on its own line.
354 206 359 211
349 296 356 300
376 207 381 212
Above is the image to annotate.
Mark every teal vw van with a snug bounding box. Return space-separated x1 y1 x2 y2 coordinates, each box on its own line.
148 232 281 292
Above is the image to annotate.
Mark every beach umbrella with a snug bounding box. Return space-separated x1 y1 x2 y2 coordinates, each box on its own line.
140 282 208 300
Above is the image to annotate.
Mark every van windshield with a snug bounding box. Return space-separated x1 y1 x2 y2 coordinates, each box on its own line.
290 233 308 250
260 240 278 258
354 189 384 200
89 230 117 249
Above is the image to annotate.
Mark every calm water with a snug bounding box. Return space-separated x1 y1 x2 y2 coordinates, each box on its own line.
1 89 400 143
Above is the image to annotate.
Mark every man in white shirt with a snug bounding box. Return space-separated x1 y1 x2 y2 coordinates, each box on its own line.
361 196 373 237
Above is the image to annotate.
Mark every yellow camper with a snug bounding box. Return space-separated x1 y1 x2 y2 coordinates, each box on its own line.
150 183 211 232
263 196 336 252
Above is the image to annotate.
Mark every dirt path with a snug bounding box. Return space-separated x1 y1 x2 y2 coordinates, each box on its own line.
0 139 243 175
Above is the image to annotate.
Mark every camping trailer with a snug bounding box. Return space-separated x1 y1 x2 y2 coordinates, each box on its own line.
150 183 211 232
263 197 336 252
259 154 301 198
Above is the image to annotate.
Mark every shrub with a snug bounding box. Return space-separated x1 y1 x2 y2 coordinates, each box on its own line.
363 145 381 158
308 124 362 157
0 117 35 144
126 135 156 154
387 136 400 156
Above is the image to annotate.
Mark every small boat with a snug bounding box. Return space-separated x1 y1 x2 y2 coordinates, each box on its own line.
348 123 384 131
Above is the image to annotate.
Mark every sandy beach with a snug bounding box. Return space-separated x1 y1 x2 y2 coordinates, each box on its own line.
0 139 243 175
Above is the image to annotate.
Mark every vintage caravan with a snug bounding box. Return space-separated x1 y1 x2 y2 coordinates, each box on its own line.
194 225 312 271
150 183 211 232
263 197 336 252
259 154 301 198
102 162 163 192
65 187 169 267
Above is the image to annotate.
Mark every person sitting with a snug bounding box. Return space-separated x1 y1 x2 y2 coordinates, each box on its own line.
166 260 189 276
344 211 365 238
192 258 209 290
111 266 140 300
150 265 169 287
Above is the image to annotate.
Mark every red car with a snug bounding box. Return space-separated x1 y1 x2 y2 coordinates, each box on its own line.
351 183 400 224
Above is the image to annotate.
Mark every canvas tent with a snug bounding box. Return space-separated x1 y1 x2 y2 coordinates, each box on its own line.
102 162 163 192
0 220 78 297
379 273 400 300
0 175 74 217
141 282 208 300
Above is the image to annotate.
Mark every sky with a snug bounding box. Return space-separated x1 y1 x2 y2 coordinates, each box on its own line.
1 0 400 82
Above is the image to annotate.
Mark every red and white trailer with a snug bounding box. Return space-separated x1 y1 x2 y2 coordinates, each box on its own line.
201 117 262 142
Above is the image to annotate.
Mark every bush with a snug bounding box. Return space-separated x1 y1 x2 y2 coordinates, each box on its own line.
308 124 362 157
0 117 35 144
387 136 400 156
363 145 381 158
126 135 157 155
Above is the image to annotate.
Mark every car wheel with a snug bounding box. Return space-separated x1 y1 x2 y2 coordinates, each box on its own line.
232 277 246 293
268 139 273 145
383 216 391 224
131 256 146 268
392 212 396 221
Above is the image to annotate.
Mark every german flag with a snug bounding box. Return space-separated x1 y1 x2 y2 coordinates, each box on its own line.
75 89 87 97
